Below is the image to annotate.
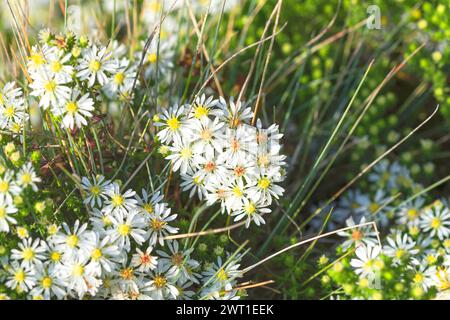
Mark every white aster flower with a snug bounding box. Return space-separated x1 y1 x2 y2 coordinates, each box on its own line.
166 137 195 175
383 232 419 265
155 104 186 144
76 44 117 86
0 197 18 233
52 90 95 130
337 216 378 251
0 170 22 202
231 198 270 228
144 265 179 300
218 96 253 128
30 264 66 299
187 94 222 121
350 244 382 278
146 202 179 246
157 241 200 284
131 246 158 273
16 162 41 191
45 47 74 82
108 210 147 251
81 175 112 208
246 171 284 206
218 125 258 167
86 233 121 275
11 237 46 269
420 200 450 240
103 183 138 217
50 220 94 258
59 255 101 298
29 72 71 109
6 261 36 292
103 58 136 98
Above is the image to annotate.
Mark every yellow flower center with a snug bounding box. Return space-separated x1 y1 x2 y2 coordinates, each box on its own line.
72 264 84 277
3 105 15 118
118 223 130 236
431 217 442 230
90 185 100 196
167 117 180 131
111 194 124 207
0 207 5 218
232 186 243 197
193 176 202 185
200 129 212 140
427 254 437 265
407 209 418 220
21 173 32 185
114 72 125 85
51 251 61 262
30 53 44 66
14 270 25 282
51 61 62 73
363 260 374 272
257 154 270 168
22 248 35 261
230 138 240 151
102 215 112 226
151 218 166 231
147 53 157 64
414 273 424 283
120 267 134 280
44 80 57 93
180 147 192 159
194 105 208 119
66 101 78 114
245 202 256 215
217 268 228 281
42 277 52 289
0 181 9 193
66 235 79 248
48 224 58 235
369 203 380 214
153 275 167 288
258 177 271 190
17 227 28 238
12 123 22 133
395 249 406 259
143 203 154 213
89 60 101 72
91 248 103 261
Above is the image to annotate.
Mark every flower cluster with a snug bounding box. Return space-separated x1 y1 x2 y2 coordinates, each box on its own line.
0 82 28 136
0 143 41 234
155 95 286 228
27 30 137 130
0 174 245 300
311 160 422 231
320 161 450 299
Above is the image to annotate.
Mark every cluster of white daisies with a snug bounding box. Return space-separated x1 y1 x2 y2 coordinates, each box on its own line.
1 174 244 300
155 95 286 228
330 161 450 295
348 217 450 296
26 30 140 131
0 82 28 136
0 144 41 233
